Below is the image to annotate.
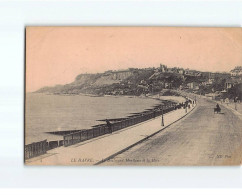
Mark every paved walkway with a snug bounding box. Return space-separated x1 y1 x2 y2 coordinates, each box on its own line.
103 96 242 166
26 102 196 165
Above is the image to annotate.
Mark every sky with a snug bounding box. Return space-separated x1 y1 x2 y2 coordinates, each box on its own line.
26 27 242 92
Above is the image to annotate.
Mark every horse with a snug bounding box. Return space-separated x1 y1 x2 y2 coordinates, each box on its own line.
214 107 221 114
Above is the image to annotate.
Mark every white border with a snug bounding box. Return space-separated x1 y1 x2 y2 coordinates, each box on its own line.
0 0 242 189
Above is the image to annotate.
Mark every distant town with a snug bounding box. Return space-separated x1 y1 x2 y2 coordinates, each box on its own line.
37 64 242 101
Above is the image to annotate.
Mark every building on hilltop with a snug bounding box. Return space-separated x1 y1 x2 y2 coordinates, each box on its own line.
187 82 199 90
184 69 196 76
230 66 242 76
225 79 234 90
177 68 185 75
224 77 242 91
160 64 168 72
167 68 173 73
205 93 221 100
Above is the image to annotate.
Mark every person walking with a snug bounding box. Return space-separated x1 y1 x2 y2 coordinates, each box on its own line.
153 109 156 118
215 103 221 113
216 103 220 110
105 119 112 134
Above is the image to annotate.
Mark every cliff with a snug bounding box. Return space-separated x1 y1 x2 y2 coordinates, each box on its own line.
36 69 139 95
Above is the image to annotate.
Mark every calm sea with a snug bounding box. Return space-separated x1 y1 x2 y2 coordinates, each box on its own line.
25 93 162 144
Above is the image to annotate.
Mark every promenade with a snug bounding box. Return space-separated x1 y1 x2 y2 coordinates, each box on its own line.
220 102 242 117
104 96 242 166
26 100 196 165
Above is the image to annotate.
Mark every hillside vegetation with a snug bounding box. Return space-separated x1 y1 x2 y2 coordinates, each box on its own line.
36 67 236 98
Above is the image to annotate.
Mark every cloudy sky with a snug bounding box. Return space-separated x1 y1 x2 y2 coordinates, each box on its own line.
26 27 242 92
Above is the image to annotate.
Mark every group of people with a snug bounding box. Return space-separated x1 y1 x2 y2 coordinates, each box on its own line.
175 100 191 110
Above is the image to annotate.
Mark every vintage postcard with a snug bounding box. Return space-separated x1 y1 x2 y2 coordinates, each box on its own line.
25 27 242 166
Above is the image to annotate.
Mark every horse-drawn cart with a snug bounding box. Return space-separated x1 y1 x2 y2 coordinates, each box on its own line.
214 106 221 114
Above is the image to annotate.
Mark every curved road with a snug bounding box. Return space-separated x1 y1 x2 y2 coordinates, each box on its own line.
103 97 242 165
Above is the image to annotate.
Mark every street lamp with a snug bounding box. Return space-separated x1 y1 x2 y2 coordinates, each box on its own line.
161 106 164 126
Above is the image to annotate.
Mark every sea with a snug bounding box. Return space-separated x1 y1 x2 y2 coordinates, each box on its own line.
25 93 163 144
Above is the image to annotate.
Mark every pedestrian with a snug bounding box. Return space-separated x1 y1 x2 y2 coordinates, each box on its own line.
183 103 186 109
225 98 229 106
153 109 156 118
216 103 220 111
105 119 112 134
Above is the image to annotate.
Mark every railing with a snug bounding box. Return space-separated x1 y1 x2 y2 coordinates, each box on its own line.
23 90 197 161
24 139 47 160
24 96 194 159
63 102 187 147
